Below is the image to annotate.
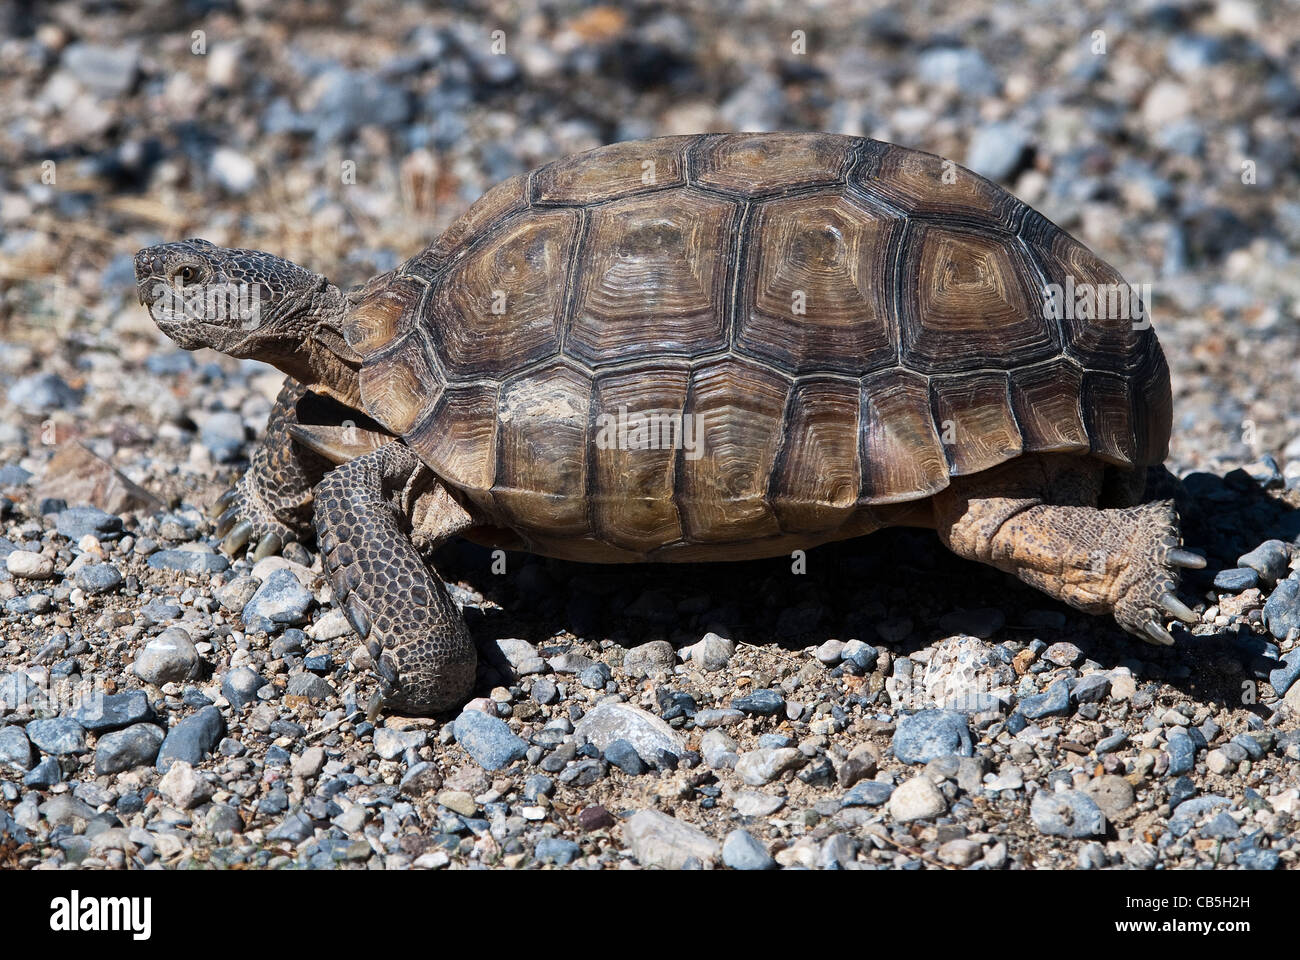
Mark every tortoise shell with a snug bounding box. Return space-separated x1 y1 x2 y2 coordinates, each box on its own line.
343 133 1171 562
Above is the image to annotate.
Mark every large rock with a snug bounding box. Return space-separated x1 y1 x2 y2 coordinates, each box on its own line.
94 723 164 774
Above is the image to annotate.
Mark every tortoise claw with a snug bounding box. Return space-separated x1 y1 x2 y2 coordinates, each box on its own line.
1142 621 1176 646
214 506 241 538
1158 592 1198 624
365 689 384 723
208 488 238 520
1166 548 1206 570
252 532 283 562
346 596 372 639
221 519 253 555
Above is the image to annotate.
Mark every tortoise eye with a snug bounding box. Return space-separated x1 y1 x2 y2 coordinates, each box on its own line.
173 264 203 286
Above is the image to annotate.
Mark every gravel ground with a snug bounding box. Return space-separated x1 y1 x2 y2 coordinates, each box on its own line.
1 0 1299 870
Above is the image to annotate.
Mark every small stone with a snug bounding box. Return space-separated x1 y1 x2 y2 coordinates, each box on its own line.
888 776 947 822
691 632 734 672
732 688 785 716
1166 729 1196 776
837 744 878 788
6 551 54 580
148 549 229 574
292 746 326 779
623 641 676 679
735 747 803 786
604 739 647 775
436 790 478 817
814 639 845 665
841 780 894 808
94 723 164 774
133 627 199 685
157 760 213 809
574 702 683 762
1215 567 1260 592
1238 541 1290 584
23 756 61 788
1030 788 1106 838
938 838 983 867
1205 748 1236 775
732 790 786 817
892 710 973 764
221 666 264 709
155 705 224 771
841 639 877 672
453 709 528 771
286 672 334 701
1043 642 1082 666
1264 577 1300 641
210 148 257 195
375 726 427 761
722 829 775 870
692 708 744 728
74 563 123 595
1071 673 1111 704
0 726 33 772
1019 679 1071 719
624 809 719 869
25 717 86 756
577 804 614 830
70 690 151 731
535 837 581 866
243 568 314 632
1268 650 1300 696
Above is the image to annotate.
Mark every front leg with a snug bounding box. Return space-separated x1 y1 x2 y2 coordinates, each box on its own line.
314 442 477 716
212 378 331 558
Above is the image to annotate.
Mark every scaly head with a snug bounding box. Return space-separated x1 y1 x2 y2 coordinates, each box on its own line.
134 239 361 404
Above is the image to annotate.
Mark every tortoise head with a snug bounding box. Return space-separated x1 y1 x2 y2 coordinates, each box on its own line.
134 239 338 357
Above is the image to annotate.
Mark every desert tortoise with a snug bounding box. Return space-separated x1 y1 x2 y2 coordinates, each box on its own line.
135 133 1203 715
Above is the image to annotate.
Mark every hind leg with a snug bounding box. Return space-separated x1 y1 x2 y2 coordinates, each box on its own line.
933 455 1205 644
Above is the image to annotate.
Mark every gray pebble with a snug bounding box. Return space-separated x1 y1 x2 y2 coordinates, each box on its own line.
1030 788 1106 838
94 723 164 775
722 829 775 870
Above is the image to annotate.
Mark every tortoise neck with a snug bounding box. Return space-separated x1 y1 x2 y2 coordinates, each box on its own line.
275 282 364 409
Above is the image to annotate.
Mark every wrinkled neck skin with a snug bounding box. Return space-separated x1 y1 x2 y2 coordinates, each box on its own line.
262 280 363 409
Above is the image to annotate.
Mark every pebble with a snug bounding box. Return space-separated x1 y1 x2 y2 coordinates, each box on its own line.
1043 642 1082 666
1030 788 1106 838
735 747 803 786
1018 679 1071 719
375 726 427 761
94 723 164 774
731 688 785 716
604 739 647 775
8 372 83 414
722 829 775 870
1238 541 1290 583
0 726 33 772
155 705 224 771
453 709 527 771
1215 567 1260 591
574 702 683 763
70 690 151 731
624 810 719 869
25 717 86 755
286 673 334 701
892 709 972 764
1070 673 1111 704
6 551 53 580
74 565 123 599
623 641 676 678
221 666 265 709
841 780 894 808
1166 729 1196 776
692 708 744 728
55 507 123 541
691 632 735 671
158 760 213 809
1264 577 1300 640
133 627 199 685
147 549 229 574
887 776 947 822
1268 650 1300 696
243 569 314 632
535 837 581 866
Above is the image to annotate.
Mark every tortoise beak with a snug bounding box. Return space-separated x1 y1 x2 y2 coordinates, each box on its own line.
133 247 168 308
